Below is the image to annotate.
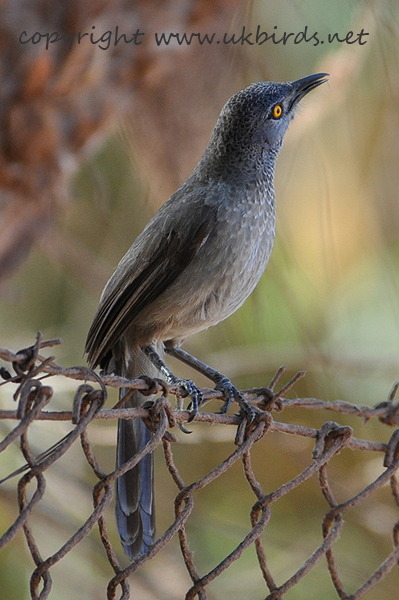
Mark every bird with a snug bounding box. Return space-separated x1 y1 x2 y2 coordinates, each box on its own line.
85 72 328 560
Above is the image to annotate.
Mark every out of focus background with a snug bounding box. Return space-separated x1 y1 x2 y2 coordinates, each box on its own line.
1 0 399 598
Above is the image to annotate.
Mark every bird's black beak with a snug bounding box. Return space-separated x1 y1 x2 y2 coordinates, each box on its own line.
289 73 329 109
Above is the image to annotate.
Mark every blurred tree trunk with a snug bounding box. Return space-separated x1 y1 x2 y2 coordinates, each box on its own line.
0 0 255 282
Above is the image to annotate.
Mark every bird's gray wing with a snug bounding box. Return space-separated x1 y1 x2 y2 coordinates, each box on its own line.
85 203 216 367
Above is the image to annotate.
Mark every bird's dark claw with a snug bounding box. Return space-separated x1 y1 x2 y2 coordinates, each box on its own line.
170 377 202 431
177 378 202 415
215 376 255 422
215 376 234 414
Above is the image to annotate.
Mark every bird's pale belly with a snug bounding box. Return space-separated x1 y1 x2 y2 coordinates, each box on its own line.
137 212 276 345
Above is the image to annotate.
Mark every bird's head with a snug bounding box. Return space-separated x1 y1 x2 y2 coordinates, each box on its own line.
203 73 328 177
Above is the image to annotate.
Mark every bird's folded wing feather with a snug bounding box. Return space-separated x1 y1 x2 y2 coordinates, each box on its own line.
85 203 216 367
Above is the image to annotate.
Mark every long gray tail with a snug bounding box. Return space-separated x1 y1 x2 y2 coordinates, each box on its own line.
115 346 158 560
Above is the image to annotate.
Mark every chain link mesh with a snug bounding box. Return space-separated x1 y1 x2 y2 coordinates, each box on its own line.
0 334 398 599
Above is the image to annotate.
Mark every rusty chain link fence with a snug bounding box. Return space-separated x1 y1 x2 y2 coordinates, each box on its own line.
0 334 399 599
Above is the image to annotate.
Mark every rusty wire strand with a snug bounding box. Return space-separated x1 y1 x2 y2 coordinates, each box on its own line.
1 338 399 599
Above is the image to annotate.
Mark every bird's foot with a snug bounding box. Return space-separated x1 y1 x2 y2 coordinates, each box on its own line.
215 376 255 422
169 376 203 424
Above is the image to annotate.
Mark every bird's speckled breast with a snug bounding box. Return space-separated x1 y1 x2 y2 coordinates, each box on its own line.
140 187 276 345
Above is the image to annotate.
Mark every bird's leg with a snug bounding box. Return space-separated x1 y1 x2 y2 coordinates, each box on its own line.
165 346 255 421
142 344 202 415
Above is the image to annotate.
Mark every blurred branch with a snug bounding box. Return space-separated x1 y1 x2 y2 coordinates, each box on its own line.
0 0 251 281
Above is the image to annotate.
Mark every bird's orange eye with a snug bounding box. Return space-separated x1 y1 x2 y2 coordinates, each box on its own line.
272 104 282 119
